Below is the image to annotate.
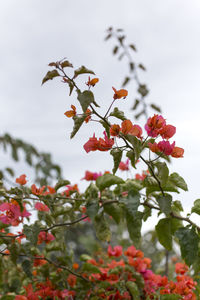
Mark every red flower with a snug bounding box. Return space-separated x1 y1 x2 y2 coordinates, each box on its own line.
171 146 184 158
121 120 142 138
108 245 123 257
83 131 114 153
0 201 31 226
31 184 46 196
112 87 128 99
67 274 77 287
160 124 176 139
63 184 79 197
83 134 99 153
98 131 114 151
37 231 55 245
35 202 50 212
16 174 27 185
33 255 47 267
110 124 121 136
149 141 175 156
119 159 129 171
82 171 102 181
157 140 175 155
175 263 189 275
145 114 166 137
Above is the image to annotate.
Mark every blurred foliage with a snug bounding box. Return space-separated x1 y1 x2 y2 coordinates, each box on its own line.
0 133 62 186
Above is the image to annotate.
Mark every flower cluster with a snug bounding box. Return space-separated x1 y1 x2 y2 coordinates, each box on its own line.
84 131 114 153
146 114 184 157
110 119 143 139
16 245 196 299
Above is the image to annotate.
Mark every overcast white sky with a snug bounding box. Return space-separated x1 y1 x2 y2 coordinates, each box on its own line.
1 0 200 226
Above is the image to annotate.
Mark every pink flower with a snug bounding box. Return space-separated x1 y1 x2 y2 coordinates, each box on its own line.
83 133 99 153
83 131 114 153
145 114 166 137
108 245 123 257
35 202 50 212
82 171 102 181
0 201 31 226
37 231 55 244
160 124 176 139
157 140 175 155
119 159 129 171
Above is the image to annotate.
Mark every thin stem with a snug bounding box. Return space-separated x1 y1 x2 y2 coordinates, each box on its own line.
104 99 116 118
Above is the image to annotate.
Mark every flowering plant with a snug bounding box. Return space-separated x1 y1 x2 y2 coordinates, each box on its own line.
0 44 200 299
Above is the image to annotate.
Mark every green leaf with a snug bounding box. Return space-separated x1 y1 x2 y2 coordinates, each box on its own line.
144 177 179 196
94 214 111 242
1 296 15 300
126 150 136 168
172 200 183 212
23 223 41 246
5 167 14 177
120 189 140 215
125 135 142 161
126 281 140 299
138 63 146 71
82 263 101 273
132 99 140 110
155 162 169 186
86 201 99 221
156 194 172 216
9 242 18 264
80 254 92 261
70 114 86 139
100 120 110 139
129 44 137 51
73 66 95 78
109 107 127 120
191 199 200 215
169 172 188 191
96 173 124 191
137 84 149 97
113 45 119 54
155 218 172 250
77 90 95 112
54 179 70 191
85 182 99 199
110 148 123 174
42 70 60 85
122 77 130 87
160 295 181 300
150 103 161 113
104 203 121 224
126 211 142 247
22 259 32 278
175 227 199 266
60 60 73 68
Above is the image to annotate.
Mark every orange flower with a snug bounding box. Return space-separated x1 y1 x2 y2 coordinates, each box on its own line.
120 120 142 138
73 263 79 270
64 105 76 118
171 147 184 158
16 174 27 185
67 274 77 287
112 87 128 99
86 77 99 87
84 108 92 123
110 124 121 136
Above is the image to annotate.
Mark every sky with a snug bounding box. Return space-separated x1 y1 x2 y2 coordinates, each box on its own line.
1 0 200 228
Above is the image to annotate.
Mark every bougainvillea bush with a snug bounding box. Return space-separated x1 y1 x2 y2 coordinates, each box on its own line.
1 56 200 299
